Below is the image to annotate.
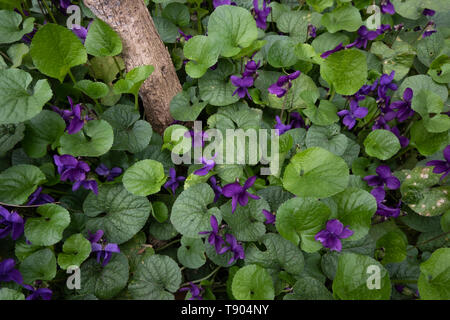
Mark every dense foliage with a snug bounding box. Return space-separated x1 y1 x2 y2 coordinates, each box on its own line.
0 0 449 300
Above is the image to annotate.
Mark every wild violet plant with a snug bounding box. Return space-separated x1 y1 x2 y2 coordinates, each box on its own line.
0 0 449 301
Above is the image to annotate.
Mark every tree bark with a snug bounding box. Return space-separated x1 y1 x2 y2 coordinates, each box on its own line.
83 0 180 134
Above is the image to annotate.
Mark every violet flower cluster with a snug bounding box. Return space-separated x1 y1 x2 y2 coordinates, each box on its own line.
199 216 245 264
230 58 261 100
52 97 90 135
364 165 402 218
53 154 98 195
274 111 307 135
88 230 120 267
0 206 24 240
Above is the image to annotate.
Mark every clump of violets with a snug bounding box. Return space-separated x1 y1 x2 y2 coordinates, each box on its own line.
364 166 402 218
199 215 225 253
0 258 23 285
52 97 90 135
179 282 203 300
268 71 301 98
315 219 353 252
0 206 24 240
164 168 186 195
253 0 271 30
24 283 52 300
426 145 450 182
219 233 245 264
95 164 122 181
53 154 98 195
26 187 55 206
222 176 260 213
380 0 395 15
194 155 216 176
262 209 275 225
88 230 120 267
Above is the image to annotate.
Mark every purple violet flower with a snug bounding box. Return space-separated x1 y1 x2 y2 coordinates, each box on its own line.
213 0 231 8
53 154 98 194
194 155 216 176
179 282 203 300
177 29 192 42
423 21 437 38
315 219 353 252
320 43 345 59
95 164 122 181
268 71 301 98
209 176 222 202
290 112 306 129
59 0 72 9
219 233 245 264
390 126 409 148
262 209 275 225
185 130 208 148
371 187 401 218
52 97 89 135
308 24 317 38
26 187 55 206
23 284 52 300
70 23 91 44
88 230 120 267
242 59 261 78
274 115 292 135
22 28 37 44
253 0 271 30
0 206 24 240
222 176 261 213
230 75 254 99
426 145 450 182
363 165 401 190
346 25 386 49
422 9 436 17
199 215 225 254
390 88 414 122
73 180 98 195
0 259 23 285
164 168 186 195
337 97 368 130
54 154 89 182
380 0 395 15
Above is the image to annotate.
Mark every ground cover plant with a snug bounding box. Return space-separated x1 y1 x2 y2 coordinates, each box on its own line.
0 0 449 301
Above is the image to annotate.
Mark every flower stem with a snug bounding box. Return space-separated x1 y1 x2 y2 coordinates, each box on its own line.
68 70 77 84
155 238 181 252
181 266 221 287
41 0 57 24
